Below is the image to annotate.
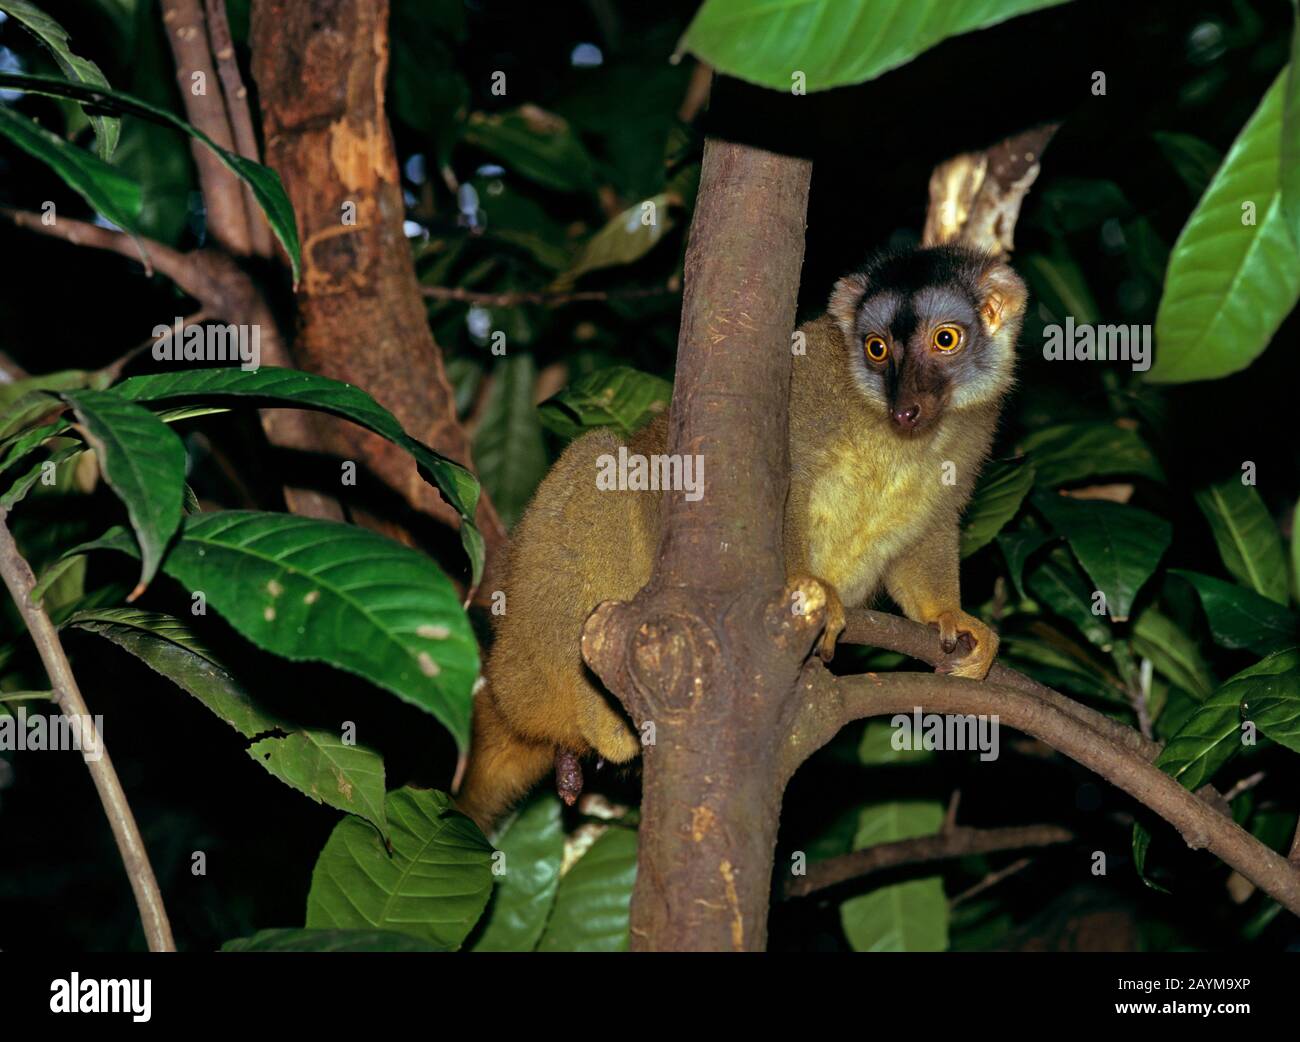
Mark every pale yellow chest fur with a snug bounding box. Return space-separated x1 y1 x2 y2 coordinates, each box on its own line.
801 425 963 607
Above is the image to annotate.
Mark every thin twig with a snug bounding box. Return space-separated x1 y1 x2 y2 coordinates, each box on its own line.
1222 771 1265 802
950 857 1032 908
161 0 252 254
944 789 962 832
99 311 208 384
784 824 1073 899
421 284 678 308
203 0 273 256
0 514 174 950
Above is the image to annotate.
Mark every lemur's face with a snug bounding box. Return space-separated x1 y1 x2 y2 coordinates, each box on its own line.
829 246 1028 435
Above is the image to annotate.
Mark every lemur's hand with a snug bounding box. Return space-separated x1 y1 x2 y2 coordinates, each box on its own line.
788 576 846 662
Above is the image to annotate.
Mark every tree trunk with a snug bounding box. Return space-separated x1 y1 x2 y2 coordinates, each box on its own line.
250 0 505 576
582 139 815 950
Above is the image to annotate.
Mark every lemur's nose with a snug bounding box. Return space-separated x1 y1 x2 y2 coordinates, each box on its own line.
892 404 921 429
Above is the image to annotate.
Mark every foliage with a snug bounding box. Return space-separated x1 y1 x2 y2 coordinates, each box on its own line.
0 0 1297 954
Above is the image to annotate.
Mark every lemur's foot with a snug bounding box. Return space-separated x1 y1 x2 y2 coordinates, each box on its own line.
817 587 846 662
554 748 584 806
931 610 1000 680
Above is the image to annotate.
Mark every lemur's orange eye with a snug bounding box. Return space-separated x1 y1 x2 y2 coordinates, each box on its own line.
932 325 962 352
864 335 888 362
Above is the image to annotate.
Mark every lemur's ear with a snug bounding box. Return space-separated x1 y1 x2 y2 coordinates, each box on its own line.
828 272 869 342
977 261 1028 336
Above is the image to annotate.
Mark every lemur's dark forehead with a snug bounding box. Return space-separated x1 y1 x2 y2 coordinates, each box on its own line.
857 284 977 338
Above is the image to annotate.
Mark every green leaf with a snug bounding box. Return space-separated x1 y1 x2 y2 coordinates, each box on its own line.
1153 131 1222 198
1034 494 1171 621
0 441 82 511
0 370 99 413
463 108 595 193
858 717 934 764
0 0 119 158
538 365 672 441
1194 479 1288 604
112 366 484 587
68 608 284 738
61 388 185 598
29 551 86 607
0 394 70 444
1020 242 1101 325
470 177 575 272
1173 570 1299 655
1282 13 1300 245
1156 650 1300 790
0 106 140 231
679 0 1070 92
840 800 948 952
472 792 564 952
222 927 440 952
560 194 675 285
1031 177 1131 235
536 827 638 952
997 527 1050 599
1131 822 1170 894
1025 548 1114 651
83 512 480 748
1293 499 1300 604
306 788 492 950
472 354 547 529
960 460 1034 558
248 730 387 836
1002 635 1125 704
1019 422 1164 488
0 72 301 283
1241 659 1300 755
1150 71 1300 383
1131 608 1215 702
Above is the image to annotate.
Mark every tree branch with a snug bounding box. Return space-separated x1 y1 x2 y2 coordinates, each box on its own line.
0 208 342 519
786 668 1300 917
420 284 677 308
161 0 253 254
0 515 175 950
783 823 1074 899
842 608 1159 761
203 0 274 256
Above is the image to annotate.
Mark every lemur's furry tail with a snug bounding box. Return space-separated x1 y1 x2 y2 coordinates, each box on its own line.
455 686 554 833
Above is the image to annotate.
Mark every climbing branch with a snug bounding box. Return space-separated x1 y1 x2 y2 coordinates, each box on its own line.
0 515 174 951
783 667 1300 917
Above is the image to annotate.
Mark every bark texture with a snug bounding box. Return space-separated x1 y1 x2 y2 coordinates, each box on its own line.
582 140 815 950
250 0 505 573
